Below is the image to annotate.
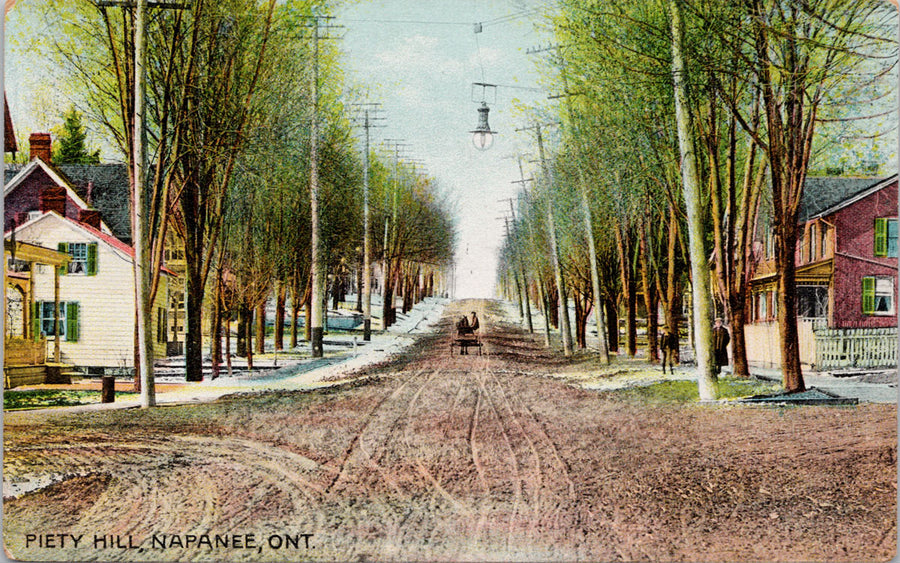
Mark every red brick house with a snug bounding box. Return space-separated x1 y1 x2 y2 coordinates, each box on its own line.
745 175 898 369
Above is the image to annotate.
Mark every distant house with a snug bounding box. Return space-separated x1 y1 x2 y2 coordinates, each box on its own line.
745 175 898 369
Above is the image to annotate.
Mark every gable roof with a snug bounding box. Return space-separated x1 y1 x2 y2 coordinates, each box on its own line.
3 158 117 236
799 176 895 223
58 163 131 242
4 159 93 210
6 211 174 276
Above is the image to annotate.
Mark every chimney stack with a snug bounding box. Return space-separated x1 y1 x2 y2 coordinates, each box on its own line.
29 132 52 163
78 209 102 230
39 187 66 217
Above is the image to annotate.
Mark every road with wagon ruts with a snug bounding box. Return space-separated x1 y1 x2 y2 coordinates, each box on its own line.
4 300 896 561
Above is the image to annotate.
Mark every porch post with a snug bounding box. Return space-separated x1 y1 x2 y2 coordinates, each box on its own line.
54 267 60 362
25 260 33 341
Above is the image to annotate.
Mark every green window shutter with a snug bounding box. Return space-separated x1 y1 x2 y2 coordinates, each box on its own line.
862 277 875 314
57 242 69 275
86 243 98 276
888 220 898 258
874 218 887 257
32 301 40 341
66 302 79 342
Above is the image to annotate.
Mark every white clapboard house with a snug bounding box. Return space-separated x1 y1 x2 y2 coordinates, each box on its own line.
7 210 172 374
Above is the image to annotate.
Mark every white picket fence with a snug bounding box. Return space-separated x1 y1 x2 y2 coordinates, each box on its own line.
814 327 898 369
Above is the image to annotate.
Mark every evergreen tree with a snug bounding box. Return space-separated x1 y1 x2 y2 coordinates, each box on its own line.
53 105 100 164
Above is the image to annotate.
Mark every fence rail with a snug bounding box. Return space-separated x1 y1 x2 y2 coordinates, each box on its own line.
814 327 898 369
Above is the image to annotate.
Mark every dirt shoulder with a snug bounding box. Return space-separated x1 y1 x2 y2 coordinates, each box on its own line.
3 299 896 562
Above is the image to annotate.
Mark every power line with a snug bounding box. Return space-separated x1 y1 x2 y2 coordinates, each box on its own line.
340 9 541 29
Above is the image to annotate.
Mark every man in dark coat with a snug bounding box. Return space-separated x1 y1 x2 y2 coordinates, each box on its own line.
712 317 730 374
659 326 678 375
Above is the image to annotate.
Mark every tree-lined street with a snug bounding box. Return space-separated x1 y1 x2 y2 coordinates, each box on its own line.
3 1 898 561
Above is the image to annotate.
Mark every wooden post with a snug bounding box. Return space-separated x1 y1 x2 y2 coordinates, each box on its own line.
101 375 115 403
53 268 61 362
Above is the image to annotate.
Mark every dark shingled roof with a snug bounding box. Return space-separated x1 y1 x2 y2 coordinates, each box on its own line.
57 164 131 243
799 176 888 223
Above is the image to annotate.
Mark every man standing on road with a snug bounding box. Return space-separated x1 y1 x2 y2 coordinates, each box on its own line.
659 326 678 375
712 317 730 375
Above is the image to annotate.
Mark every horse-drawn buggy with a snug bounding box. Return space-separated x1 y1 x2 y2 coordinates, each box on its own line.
450 311 482 355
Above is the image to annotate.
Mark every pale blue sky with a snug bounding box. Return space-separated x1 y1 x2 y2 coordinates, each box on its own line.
336 1 554 298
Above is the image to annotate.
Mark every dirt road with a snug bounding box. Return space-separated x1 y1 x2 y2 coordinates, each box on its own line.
4 300 896 561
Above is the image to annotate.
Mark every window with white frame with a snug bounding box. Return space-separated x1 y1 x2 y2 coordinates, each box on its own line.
862 276 895 315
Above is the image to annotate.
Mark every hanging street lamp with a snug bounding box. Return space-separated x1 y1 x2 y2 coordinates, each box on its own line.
470 101 497 151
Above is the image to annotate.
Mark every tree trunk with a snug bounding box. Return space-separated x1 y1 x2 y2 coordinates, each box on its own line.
538 275 551 347
605 297 619 353
777 226 804 392
639 220 659 362
671 0 717 399
210 274 222 379
356 260 363 312
547 282 559 329
383 276 395 329
255 300 265 355
246 305 254 371
225 310 232 377
614 222 637 357
274 281 286 351
236 304 249 357
290 275 300 348
730 298 750 378
184 265 204 382
626 277 637 357
132 312 141 392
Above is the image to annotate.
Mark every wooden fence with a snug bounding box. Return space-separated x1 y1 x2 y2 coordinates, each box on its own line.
814 327 898 369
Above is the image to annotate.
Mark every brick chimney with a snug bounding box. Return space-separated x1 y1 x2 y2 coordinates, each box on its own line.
39 186 67 217
78 209 102 230
29 132 52 163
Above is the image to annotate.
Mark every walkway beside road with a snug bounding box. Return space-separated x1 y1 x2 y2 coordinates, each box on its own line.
5 298 448 416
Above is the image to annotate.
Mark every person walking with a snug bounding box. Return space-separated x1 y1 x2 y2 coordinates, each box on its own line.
712 317 730 375
659 326 678 375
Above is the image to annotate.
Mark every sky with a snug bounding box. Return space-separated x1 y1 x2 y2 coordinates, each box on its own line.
4 0 558 300
335 0 554 298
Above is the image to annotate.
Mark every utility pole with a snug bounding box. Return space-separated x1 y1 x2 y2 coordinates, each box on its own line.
519 123 573 357
307 11 342 357
501 216 525 318
381 139 409 329
350 103 383 341
98 0 188 407
505 191 533 334
513 168 550 346
133 0 152 403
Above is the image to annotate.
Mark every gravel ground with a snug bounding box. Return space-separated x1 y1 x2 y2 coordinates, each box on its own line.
3 300 896 562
